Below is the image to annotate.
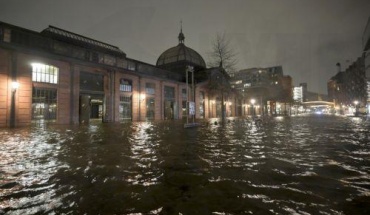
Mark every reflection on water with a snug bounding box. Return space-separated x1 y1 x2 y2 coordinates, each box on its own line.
1 115 370 214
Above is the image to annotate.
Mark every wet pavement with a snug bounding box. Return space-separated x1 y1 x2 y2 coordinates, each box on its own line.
1 115 370 214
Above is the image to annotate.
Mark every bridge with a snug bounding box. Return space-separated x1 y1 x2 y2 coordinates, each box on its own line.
302 101 335 108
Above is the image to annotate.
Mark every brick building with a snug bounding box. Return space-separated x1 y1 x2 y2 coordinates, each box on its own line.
0 21 236 127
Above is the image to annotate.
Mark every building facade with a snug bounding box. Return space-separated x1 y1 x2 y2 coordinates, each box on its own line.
327 58 367 114
0 21 236 127
363 16 370 114
230 66 293 115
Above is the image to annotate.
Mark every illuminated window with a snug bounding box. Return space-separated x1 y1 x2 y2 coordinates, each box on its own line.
32 63 59 84
120 79 132 92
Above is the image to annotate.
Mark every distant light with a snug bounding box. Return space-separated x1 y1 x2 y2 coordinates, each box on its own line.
250 99 256 105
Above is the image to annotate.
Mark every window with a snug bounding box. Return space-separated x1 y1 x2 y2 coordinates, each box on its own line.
120 79 132 92
128 61 136 71
146 98 155 120
11 30 29 46
92 52 99 62
32 88 57 120
80 72 104 91
117 59 128 68
164 86 175 99
104 54 116 66
3 28 11 42
145 83 155 95
32 63 59 84
119 95 132 120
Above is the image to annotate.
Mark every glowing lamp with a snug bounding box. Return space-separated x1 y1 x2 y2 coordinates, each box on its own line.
11 81 19 92
140 94 146 101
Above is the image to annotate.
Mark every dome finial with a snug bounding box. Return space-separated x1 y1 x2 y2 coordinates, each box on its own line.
178 20 185 44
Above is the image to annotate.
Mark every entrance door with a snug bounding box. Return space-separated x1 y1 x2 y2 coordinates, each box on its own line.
79 95 104 123
90 99 103 119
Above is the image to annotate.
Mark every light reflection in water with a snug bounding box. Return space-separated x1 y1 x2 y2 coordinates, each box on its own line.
0 116 370 214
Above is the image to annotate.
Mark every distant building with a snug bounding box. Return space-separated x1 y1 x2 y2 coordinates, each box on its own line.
279 75 293 103
230 66 293 115
0 21 236 127
293 86 303 103
328 71 346 105
327 58 366 108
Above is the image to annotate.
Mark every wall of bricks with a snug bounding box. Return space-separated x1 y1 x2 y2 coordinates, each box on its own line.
0 49 10 127
0 47 238 128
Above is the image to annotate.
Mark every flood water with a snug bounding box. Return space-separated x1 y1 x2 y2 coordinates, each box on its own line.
1 115 370 215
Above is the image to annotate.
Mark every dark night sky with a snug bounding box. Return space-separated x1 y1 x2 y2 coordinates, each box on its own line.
1 0 369 94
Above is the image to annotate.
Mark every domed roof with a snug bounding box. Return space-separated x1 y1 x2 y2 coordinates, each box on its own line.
156 28 206 69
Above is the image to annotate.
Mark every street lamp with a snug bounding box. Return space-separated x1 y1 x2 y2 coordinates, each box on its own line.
12 81 19 92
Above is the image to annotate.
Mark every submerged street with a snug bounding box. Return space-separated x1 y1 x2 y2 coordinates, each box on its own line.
1 115 370 214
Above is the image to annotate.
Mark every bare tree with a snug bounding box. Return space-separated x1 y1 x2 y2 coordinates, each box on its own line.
208 32 238 75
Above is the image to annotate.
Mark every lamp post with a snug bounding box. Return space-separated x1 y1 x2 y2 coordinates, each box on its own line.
10 81 19 128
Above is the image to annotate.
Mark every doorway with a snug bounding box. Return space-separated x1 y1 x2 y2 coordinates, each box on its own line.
79 94 104 124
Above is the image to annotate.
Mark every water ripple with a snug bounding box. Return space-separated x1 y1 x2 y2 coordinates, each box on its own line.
1 116 370 214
